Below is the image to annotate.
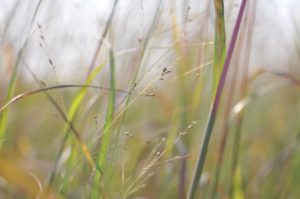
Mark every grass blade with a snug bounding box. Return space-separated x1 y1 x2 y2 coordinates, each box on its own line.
86 0 118 78
99 48 116 167
0 0 44 147
187 1 248 198
0 82 142 113
213 0 226 93
92 48 116 199
47 64 104 186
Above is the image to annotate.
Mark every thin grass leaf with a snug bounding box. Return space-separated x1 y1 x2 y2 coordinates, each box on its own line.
42 90 96 169
210 1 244 196
105 2 162 192
99 48 116 167
68 65 105 124
22 63 97 189
92 48 116 199
86 0 118 78
188 1 248 198
0 0 43 147
0 83 142 113
0 62 18 144
213 0 226 93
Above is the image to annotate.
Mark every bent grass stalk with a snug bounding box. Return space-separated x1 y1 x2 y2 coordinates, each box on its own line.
47 64 105 187
187 1 248 198
0 83 146 113
22 64 96 191
0 65 149 190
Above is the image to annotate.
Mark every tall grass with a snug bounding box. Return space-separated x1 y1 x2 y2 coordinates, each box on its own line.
0 0 299 198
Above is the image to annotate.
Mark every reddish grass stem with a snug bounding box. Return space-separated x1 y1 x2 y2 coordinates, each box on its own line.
187 1 248 198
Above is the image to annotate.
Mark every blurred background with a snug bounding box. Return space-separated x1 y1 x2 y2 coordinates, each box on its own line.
0 0 299 81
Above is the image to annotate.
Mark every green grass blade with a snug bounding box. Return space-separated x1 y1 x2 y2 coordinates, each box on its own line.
68 65 104 121
47 64 104 186
99 48 116 167
0 60 19 146
0 0 44 147
213 0 226 94
101 2 162 194
188 1 248 198
92 48 116 199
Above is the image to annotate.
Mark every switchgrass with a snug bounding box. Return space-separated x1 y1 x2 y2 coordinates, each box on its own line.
0 0 299 198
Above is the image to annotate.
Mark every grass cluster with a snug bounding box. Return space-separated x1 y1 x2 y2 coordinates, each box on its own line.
0 0 300 198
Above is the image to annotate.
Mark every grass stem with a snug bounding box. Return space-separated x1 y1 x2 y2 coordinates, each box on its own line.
187 1 248 198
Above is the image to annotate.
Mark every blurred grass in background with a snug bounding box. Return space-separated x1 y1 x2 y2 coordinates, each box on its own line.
0 0 300 198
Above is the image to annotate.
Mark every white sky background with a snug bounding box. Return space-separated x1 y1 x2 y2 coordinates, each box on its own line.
0 0 299 83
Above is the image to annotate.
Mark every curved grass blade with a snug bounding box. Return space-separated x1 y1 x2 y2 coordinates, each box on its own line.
47 63 105 186
0 83 144 113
